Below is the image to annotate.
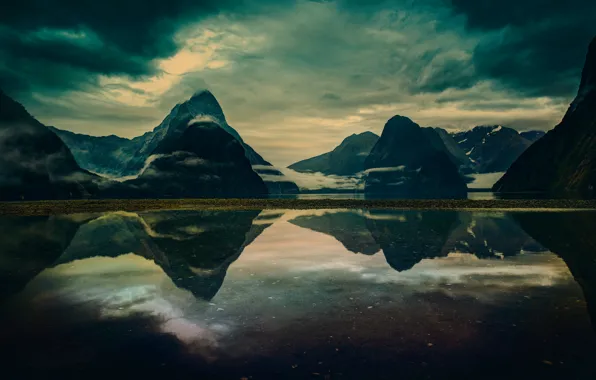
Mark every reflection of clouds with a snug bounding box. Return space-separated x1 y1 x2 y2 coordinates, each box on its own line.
229 220 572 297
23 255 224 347
12 209 584 363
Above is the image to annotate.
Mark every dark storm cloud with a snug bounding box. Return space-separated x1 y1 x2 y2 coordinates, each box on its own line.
1 0 594 165
447 0 596 97
0 0 288 95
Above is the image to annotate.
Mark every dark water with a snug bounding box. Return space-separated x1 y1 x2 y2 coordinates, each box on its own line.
1 209 596 379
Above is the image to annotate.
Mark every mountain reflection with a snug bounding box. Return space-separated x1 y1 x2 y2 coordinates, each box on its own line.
0 209 592 306
289 209 545 270
2 209 596 378
514 212 596 326
0 210 276 303
0 214 92 301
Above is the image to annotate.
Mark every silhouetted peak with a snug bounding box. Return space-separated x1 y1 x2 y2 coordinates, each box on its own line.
575 36 596 104
382 115 420 135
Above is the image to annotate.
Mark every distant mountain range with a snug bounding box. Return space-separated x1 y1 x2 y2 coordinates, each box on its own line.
494 36 596 197
289 124 546 178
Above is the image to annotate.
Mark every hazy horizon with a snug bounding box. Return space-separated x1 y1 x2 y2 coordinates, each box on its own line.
1 0 594 166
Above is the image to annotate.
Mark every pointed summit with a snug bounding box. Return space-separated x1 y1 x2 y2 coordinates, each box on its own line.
570 37 596 111
51 88 299 195
186 90 227 127
578 37 596 94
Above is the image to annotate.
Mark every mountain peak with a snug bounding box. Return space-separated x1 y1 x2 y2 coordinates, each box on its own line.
383 115 419 135
184 89 226 124
190 89 215 101
573 36 596 108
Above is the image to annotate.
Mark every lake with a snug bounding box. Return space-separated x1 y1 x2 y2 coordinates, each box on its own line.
1 209 595 379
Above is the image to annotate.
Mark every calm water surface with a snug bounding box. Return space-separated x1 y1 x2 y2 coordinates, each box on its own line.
1 209 595 379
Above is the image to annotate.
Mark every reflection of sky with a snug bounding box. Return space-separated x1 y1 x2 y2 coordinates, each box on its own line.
220 219 572 303
16 210 583 361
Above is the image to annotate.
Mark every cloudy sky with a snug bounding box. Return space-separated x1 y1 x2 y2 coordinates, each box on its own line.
1 0 595 166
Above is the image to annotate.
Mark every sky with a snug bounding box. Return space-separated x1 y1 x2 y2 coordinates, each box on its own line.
1 0 595 166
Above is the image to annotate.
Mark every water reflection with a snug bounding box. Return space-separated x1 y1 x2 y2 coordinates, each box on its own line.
1 209 596 378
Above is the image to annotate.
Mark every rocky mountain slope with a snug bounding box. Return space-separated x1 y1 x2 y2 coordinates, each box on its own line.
121 120 268 198
452 125 534 173
423 127 475 172
0 90 103 200
493 37 596 196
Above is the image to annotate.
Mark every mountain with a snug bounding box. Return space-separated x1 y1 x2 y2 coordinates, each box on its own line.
48 127 143 177
452 125 533 173
288 132 379 175
519 130 546 143
493 37 596 196
52 90 298 194
364 115 467 198
121 120 268 198
0 90 103 200
423 127 474 172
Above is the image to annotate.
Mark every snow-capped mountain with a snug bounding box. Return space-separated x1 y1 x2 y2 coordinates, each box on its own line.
452 125 536 173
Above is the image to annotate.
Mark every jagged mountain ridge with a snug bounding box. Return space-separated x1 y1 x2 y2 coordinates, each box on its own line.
452 125 538 173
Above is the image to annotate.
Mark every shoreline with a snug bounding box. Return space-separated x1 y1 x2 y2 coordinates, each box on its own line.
1 198 596 215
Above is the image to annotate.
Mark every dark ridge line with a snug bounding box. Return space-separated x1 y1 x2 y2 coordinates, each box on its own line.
1 198 596 216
